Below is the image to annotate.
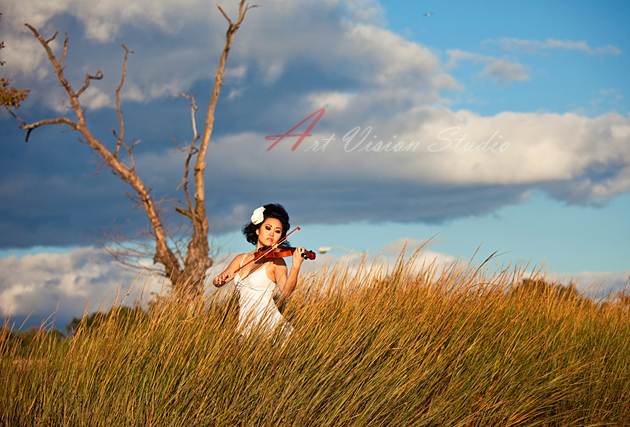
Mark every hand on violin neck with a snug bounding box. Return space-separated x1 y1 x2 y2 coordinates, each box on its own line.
292 246 306 267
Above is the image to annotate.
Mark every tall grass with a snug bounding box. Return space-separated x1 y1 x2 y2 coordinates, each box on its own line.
2 250 629 426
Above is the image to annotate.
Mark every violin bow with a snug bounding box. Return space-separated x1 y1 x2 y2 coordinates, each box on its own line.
219 226 301 285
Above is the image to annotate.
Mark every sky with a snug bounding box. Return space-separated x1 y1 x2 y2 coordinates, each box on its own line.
1 0 629 331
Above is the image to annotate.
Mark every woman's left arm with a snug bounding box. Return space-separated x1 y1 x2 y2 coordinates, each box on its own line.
275 247 306 297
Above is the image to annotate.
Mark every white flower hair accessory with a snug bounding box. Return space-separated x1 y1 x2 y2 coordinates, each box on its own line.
251 206 265 225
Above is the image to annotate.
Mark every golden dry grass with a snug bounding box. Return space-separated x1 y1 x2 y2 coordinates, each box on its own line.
2 250 629 426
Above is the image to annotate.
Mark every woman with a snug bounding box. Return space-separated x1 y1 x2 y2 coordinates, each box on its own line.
213 204 306 338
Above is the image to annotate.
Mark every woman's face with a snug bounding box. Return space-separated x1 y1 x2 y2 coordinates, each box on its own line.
256 218 283 248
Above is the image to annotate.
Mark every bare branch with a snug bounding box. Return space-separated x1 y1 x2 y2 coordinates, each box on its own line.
155 198 181 206
126 138 140 171
178 90 199 140
114 44 134 158
216 4 232 26
20 116 78 142
24 24 81 112
175 206 193 219
97 226 168 276
170 138 198 157
75 69 103 98
6 108 26 127
59 33 69 66
177 90 199 223
170 136 184 151
189 0 252 225
197 0 252 191
88 159 109 177
182 142 196 215
45 31 59 44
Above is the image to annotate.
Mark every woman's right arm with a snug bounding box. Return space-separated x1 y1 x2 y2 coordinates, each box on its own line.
213 254 245 287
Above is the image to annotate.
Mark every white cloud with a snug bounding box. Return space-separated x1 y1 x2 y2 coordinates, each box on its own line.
81 86 113 110
593 45 623 55
308 92 355 112
0 247 166 320
381 237 433 255
446 50 531 86
109 97 630 229
380 238 457 270
542 270 630 297
4 0 446 112
120 83 146 102
344 23 438 88
225 65 247 80
477 58 530 85
227 88 244 100
5 0 628 226
611 124 630 139
485 38 623 56
227 1 443 96
12 0 210 43
172 107 630 204
343 0 386 25
1 0 229 106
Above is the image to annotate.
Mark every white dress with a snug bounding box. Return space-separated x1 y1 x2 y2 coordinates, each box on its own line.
234 257 293 339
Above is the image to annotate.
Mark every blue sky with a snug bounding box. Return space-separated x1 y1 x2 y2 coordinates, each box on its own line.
1 0 628 330
386 0 630 117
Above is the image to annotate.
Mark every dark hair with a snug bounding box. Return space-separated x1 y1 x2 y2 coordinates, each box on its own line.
242 203 291 247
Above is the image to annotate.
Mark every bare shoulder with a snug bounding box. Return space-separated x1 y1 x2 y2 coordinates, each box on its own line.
227 252 248 268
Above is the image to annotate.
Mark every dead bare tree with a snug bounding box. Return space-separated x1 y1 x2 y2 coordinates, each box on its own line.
11 1 257 298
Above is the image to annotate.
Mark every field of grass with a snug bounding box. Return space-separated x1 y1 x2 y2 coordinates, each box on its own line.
2 251 630 426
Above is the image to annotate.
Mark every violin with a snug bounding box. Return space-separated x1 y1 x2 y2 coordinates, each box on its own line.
214 227 315 287
255 246 316 260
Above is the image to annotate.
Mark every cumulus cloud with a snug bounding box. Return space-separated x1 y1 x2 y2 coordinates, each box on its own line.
2 0 211 43
2 0 450 115
0 247 167 326
184 107 630 207
59 98 625 234
1 0 628 248
0 0 230 110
